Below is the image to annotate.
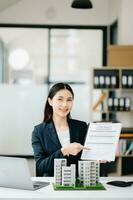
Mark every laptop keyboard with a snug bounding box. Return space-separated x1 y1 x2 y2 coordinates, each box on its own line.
33 181 50 190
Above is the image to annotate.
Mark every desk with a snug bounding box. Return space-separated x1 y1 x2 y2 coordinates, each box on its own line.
0 177 133 200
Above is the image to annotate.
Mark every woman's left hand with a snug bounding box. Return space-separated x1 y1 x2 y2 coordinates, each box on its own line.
99 160 111 163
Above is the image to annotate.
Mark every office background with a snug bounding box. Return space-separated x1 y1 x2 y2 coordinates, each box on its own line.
0 0 133 176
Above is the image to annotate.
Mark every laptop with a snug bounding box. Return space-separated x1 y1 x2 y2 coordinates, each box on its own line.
0 156 49 190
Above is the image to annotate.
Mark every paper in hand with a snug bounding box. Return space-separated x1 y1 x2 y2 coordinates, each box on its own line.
81 123 122 161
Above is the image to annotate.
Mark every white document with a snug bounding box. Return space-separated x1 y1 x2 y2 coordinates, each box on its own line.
81 123 122 161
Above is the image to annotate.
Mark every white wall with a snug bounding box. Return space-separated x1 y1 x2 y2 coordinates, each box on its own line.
118 0 133 44
108 0 120 24
0 0 109 25
108 0 133 44
0 0 133 44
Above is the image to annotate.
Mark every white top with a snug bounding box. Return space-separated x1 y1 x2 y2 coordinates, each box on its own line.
57 129 70 147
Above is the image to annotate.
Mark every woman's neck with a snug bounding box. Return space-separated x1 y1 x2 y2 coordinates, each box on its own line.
52 115 68 131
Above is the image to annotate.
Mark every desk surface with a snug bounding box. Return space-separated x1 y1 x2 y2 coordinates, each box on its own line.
0 177 133 200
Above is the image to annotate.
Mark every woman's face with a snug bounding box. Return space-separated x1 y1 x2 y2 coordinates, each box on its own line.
48 89 73 118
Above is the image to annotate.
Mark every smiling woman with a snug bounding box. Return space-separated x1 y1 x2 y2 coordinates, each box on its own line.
48 89 73 120
45 83 74 122
32 82 88 176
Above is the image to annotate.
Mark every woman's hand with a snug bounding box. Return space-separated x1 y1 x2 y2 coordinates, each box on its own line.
61 142 89 156
99 160 111 163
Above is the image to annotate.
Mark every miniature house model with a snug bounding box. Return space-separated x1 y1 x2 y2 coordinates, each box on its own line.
54 159 67 185
62 164 76 186
54 159 99 187
78 160 99 186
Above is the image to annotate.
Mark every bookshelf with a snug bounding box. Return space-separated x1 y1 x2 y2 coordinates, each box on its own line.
93 67 133 123
92 67 133 176
107 45 133 176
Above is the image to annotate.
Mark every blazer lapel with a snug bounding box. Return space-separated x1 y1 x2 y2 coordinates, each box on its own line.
47 119 78 148
47 121 62 149
68 118 78 143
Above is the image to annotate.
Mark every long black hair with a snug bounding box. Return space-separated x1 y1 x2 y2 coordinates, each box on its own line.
43 83 74 122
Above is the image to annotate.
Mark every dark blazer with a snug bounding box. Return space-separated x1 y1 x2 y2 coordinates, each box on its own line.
32 118 88 177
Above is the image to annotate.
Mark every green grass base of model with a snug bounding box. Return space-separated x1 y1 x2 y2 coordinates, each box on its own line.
53 181 106 190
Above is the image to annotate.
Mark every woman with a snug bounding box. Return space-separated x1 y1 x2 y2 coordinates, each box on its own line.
32 82 89 176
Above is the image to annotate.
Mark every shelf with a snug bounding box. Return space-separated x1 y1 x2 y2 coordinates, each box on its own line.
120 88 133 91
120 133 133 138
106 47 133 176
93 87 133 91
92 110 133 113
116 155 133 158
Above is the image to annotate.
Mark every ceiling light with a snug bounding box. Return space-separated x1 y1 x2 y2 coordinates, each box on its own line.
71 0 93 9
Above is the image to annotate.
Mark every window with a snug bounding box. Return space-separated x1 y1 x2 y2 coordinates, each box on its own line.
0 28 48 84
0 25 107 155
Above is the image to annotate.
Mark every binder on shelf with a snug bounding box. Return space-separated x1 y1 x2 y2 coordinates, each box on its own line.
124 98 131 111
127 76 133 88
116 139 127 156
105 76 110 88
99 75 105 88
119 139 127 156
125 141 133 155
108 98 113 111
111 75 117 88
109 112 117 122
102 112 108 121
119 98 124 111
94 76 99 88
122 75 127 88
114 98 119 111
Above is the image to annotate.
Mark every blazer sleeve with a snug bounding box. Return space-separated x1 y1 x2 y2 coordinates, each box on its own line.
32 126 64 176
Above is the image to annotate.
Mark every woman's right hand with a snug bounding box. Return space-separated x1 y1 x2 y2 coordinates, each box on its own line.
61 142 89 156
